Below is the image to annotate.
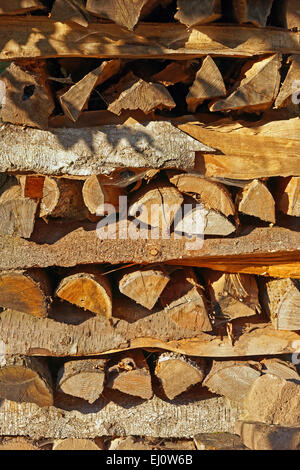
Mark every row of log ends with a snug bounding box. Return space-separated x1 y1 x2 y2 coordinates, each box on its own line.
0 265 299 331
1 173 298 240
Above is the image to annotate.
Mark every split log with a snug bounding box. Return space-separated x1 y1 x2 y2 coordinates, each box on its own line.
203 271 261 321
0 437 39 451
174 0 222 27
128 181 183 233
160 268 212 332
155 352 206 400
55 266 112 318
82 175 125 215
60 60 121 122
0 180 37 238
236 421 300 450
19 175 45 200
210 54 281 113
232 0 274 27
0 0 43 14
0 394 240 438
186 56 226 112
102 72 175 116
275 55 300 108
0 19 299 61
203 360 261 403
0 355 53 407
57 359 107 404
277 176 300 217
242 374 300 426
174 204 236 236
118 267 170 310
86 0 148 30
0 62 54 129
106 350 153 400
169 173 235 217
53 438 103 450
284 0 300 30
194 433 246 450
261 358 299 382
260 277 300 330
51 0 89 27
0 269 52 317
0 122 212 175
237 180 275 223
151 61 194 86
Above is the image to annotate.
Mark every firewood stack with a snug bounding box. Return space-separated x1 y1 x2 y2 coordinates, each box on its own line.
0 0 299 451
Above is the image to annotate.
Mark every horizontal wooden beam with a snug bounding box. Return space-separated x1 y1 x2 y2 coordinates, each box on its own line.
0 18 298 60
0 304 299 357
0 394 239 438
0 221 299 278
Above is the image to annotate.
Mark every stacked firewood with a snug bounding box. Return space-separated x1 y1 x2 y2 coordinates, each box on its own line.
0 0 299 451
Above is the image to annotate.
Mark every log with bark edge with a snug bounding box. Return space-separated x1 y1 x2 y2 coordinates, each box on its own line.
0 0 43 14
128 181 183 233
59 60 121 122
202 360 262 403
203 271 261 321
0 269 52 317
232 0 274 27
174 0 222 27
53 438 104 450
237 179 275 223
106 350 153 400
57 358 107 404
210 54 281 113
160 267 212 332
51 0 90 27
86 0 149 30
236 421 300 450
55 266 112 318
0 355 53 407
186 56 226 112
169 173 235 218
151 61 194 87
275 55 300 108
284 0 300 30
277 176 300 217
82 174 125 215
118 267 170 310
155 352 206 400
0 179 38 239
259 277 300 330
0 62 54 129
102 72 175 116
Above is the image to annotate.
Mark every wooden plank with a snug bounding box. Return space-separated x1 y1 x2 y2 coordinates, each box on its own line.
0 221 299 278
0 302 299 357
0 18 299 60
0 394 240 438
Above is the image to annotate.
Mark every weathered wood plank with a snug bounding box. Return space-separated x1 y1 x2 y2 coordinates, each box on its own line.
0 18 299 60
0 222 299 278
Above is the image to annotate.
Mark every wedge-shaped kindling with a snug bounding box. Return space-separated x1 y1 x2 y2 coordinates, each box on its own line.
60 60 121 122
118 267 170 310
0 269 52 317
106 350 153 400
174 205 236 236
175 0 221 27
277 176 300 217
56 266 112 318
284 0 300 30
275 55 300 109
57 359 107 404
232 0 274 27
203 271 261 321
210 54 281 113
186 56 226 112
0 355 53 407
237 179 275 223
51 0 90 27
86 0 149 30
160 267 212 332
260 277 300 330
82 174 125 215
0 62 54 129
102 72 176 115
155 352 206 400
203 360 262 403
152 61 194 87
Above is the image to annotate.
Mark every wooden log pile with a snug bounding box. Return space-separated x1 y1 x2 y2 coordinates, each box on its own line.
0 0 299 451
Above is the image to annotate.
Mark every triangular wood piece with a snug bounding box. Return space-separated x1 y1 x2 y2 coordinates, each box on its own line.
51 0 90 27
175 0 222 27
238 179 275 223
277 177 300 217
233 0 273 27
86 0 149 30
275 55 300 108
